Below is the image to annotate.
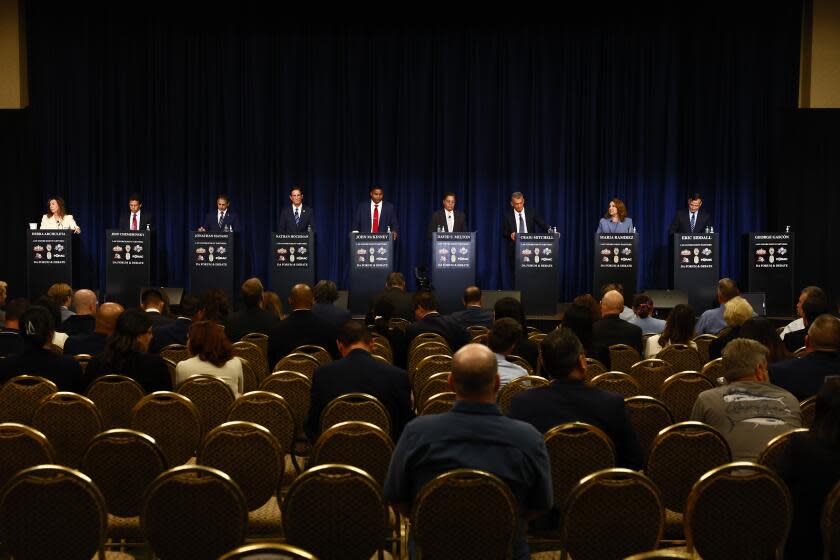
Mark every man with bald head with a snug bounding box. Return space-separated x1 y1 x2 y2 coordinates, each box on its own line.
57 289 98 336
267 283 339 366
384 343 552 560
591 289 643 354
64 302 124 356
770 314 840 400
450 285 494 328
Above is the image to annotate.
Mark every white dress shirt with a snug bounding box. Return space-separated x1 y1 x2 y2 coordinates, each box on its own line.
445 211 454 232
130 210 143 230
40 214 80 232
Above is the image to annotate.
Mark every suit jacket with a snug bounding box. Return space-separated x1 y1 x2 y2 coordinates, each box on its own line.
591 315 643 355
450 306 494 328
63 331 108 357
267 309 339 367
56 314 96 336
84 351 172 394
668 209 712 235
783 328 807 354
311 302 352 329
427 209 468 237
144 310 173 327
0 329 24 357
118 211 154 230
769 352 840 400
406 312 470 352
0 348 85 393
149 317 192 354
305 348 414 442
201 210 242 232
224 308 281 344
278 204 314 234
365 288 414 324
352 200 399 233
501 207 549 244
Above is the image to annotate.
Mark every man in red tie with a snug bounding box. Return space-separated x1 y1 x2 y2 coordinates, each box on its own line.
118 193 153 231
352 186 399 240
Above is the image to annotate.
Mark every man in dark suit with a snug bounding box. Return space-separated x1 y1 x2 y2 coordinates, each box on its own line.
0 298 28 357
427 192 468 237
592 290 643 355
148 294 201 353
450 286 494 328
352 186 399 239
57 289 97 336
668 192 712 235
117 193 153 231
224 279 280 343
140 288 173 327
771 314 840 400
501 191 549 276
267 284 339 367
405 291 470 352
784 295 832 354
365 272 414 324
277 186 315 234
311 280 352 328
199 194 242 232
305 321 413 443
64 302 124 356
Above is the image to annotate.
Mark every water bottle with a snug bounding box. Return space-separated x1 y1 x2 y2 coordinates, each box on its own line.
146 223 150 231
710 226 714 234
704 226 709 234
785 225 791 233
387 226 391 234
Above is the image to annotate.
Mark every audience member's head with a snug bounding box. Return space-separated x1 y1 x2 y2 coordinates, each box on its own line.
187 320 233 367
19 306 55 349
313 280 340 304
178 294 202 320
449 343 499 400
412 291 438 318
240 278 264 310
47 283 72 308
488 318 522 355
288 284 315 311
561 303 594 348
462 286 483 307
739 317 791 363
658 304 696 346
201 289 231 322
600 290 625 317
386 272 406 290
72 289 97 316
262 291 284 319
141 288 168 315
798 286 827 319
108 309 154 355
336 320 373 354
573 294 601 322
806 314 840 353
599 283 625 300
4 298 30 330
34 297 62 329
95 303 124 336
0 280 7 307
494 297 527 330
723 296 753 327
802 298 832 327
721 338 769 382
716 278 740 304
813 378 840 447
632 294 655 319
540 327 585 380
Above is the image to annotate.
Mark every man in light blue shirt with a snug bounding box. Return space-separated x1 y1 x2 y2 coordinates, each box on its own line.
488 318 529 386
695 278 741 334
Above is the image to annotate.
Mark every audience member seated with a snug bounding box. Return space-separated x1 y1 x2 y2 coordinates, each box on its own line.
0 298 28 357
34 296 68 350
562 302 610 368
494 297 539 370
0 306 84 392
64 302 124 357
690 338 801 462
311 279 352 328
508 327 642 469
628 294 665 334
371 299 408 369
224 278 280 342
592 290 643 355
305 321 413 443
599 283 635 321
149 294 201 354
694 277 742 334
140 287 172 327
405 291 470 352
365 272 414 325
262 291 284 320
572 293 601 323
175 321 244 396
784 296 832 354
780 285 826 341
267 284 339 367
770 314 840 400
644 304 696 358
708 296 754 360
739 317 792 364
450 286 494 328
84 309 171 393
201 288 231 324
47 282 74 322
488 318 529 387
384 343 552 560
57 289 97 336
777 378 840 560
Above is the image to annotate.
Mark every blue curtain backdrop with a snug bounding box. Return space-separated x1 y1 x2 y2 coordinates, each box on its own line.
21 10 801 302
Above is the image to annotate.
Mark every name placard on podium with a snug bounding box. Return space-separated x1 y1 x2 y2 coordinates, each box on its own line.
27 230 73 299
673 233 719 312
747 233 794 316
593 233 638 297
190 231 235 303
349 233 393 315
432 232 476 313
515 233 559 315
269 233 315 300
105 230 151 307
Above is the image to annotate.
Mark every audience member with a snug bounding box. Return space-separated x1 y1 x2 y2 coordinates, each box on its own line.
200 289 231 323
371 299 408 369
0 298 28 357
34 296 68 350
311 279 352 328
572 293 601 323
644 304 696 358
262 291 284 320
694 278 741 334
562 302 610 368
365 272 414 324
599 283 634 321
149 294 201 353
628 294 665 334
592 290 643 355
47 282 74 322
450 286 494 328
225 278 281 342
175 321 244 396
708 296 754 360
784 295 832 354
739 317 792 364
493 297 539 370
267 284 339 367
770 314 840 400
405 291 469 352
57 289 97 335
487 318 529 387
64 302 124 356
780 285 826 340
140 288 172 326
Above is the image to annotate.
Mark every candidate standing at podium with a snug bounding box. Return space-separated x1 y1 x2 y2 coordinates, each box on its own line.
40 197 81 234
501 191 549 273
352 186 398 240
278 187 314 234
199 194 241 232
668 192 711 234
596 198 633 234
117 193 153 231
427 192 468 237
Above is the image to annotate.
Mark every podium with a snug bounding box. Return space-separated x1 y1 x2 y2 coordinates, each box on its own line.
189 231 235 303
673 233 719 312
746 233 794 316
593 233 638 297
348 233 393 315
431 232 476 313
515 233 560 315
105 230 151 307
269 232 315 300
27 230 72 299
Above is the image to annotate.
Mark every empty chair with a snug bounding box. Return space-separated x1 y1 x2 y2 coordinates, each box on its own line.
292 344 333 366
273 352 320 379
657 344 704 373
160 343 190 364
699 357 725 385
692 334 717 365
176 374 236 435
411 354 453 397
758 428 809 473
659 371 714 422
466 325 490 337
609 344 642 374
227 391 295 459
31 392 102 467
86 374 145 429
239 358 258 393
259 371 312 450
408 342 451 375
0 374 58 423
590 371 643 398
497 375 549 415
219 542 317 560
371 342 393 364
629 358 675 397
310 421 394 487
584 358 608 383
232 341 269 385
624 396 674 463
319 393 391 436
408 332 449 354
131 391 201 467
0 423 54 489
73 353 93 373
415 371 450 410
801 395 817 428
240 332 269 358
419 392 457 415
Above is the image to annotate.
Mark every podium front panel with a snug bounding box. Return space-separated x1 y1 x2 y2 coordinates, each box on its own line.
431 232 476 314
269 233 315 300
673 233 719 312
349 233 393 315
189 232 235 303
593 233 638 297
747 233 794 316
27 230 73 299
515 233 559 316
105 230 151 307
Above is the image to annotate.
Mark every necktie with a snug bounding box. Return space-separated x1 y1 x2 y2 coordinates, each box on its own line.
447 212 453 232
218 211 224 229
132 213 137 230
372 204 380 233
517 212 524 234
294 208 300 226
690 212 696 233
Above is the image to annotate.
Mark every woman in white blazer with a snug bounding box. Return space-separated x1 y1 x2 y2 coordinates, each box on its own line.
40 197 80 233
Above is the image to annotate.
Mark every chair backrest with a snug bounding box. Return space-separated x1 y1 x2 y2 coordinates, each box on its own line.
561 468 664 560
218 542 317 560
73 353 93 373
412 354 454 396
657 344 704 373
506 354 534 376
408 332 449 354
624 551 694 559
466 325 489 337
794 346 809 357
160 343 191 364
823 478 840 560
624 396 674 464
231 341 269 385
415 372 450 410
412 468 518 560
758 427 809 473
408 341 452 374
699 357 726 385
240 332 269 359
282 464 386 560
142 465 248 560
609 344 642 373
685 462 792 560
259 371 312 440
292 344 333 366
371 342 393 364
529 332 547 343
497 375 549 415
163 357 177 386
85 374 146 430
471 333 488 345
692 334 717 365
590 371 643 398
801 395 817 428
81 428 167 518
310 421 395 487
419 392 456 415
227 390 295 456
387 317 410 333
0 423 54 490
370 332 392 352
320 393 391 435
0 464 107 560
659 371 714 422
131 391 202 467
272 352 320 379
238 357 258 393
584 357 608 382
176 374 237 435
0 375 58 424
629 358 676 397
645 421 732 514
198 421 285 511
31 392 103 468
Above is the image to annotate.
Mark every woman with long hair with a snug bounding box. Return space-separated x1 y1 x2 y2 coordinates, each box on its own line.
595 198 633 234
645 304 696 358
40 196 81 233
175 320 243 396
563 302 610 368
739 317 792 364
